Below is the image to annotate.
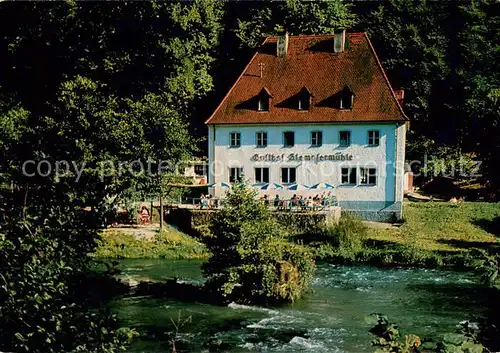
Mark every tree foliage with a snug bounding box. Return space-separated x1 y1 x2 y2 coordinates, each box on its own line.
360 0 500 193
361 0 451 126
0 1 223 351
406 134 479 181
235 0 356 48
202 181 315 303
457 0 500 192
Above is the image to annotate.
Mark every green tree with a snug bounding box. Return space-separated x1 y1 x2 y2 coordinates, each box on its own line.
361 0 451 128
234 0 356 48
0 1 223 351
202 181 315 303
457 0 500 194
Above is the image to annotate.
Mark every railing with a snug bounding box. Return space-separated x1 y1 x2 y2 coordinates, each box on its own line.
170 196 339 212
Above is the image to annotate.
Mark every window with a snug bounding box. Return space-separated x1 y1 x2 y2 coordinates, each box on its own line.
229 132 241 147
256 132 268 148
258 99 269 111
281 167 296 184
360 168 377 185
229 167 243 183
339 131 350 147
311 131 322 147
298 87 311 110
341 167 357 185
340 95 353 109
368 130 380 146
194 164 207 176
257 87 272 111
283 131 295 147
255 167 270 184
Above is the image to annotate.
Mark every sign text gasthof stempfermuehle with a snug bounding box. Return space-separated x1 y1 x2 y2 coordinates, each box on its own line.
251 153 354 163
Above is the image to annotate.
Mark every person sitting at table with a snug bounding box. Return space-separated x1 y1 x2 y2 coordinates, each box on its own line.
274 194 280 208
139 206 150 224
263 194 270 207
321 193 328 206
291 194 299 206
299 196 306 209
200 194 209 209
306 196 313 210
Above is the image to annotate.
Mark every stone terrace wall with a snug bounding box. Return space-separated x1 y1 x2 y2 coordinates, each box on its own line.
164 207 340 237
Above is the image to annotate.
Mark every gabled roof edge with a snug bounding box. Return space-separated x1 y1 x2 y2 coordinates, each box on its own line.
364 33 409 122
260 87 273 97
205 38 269 125
301 86 313 96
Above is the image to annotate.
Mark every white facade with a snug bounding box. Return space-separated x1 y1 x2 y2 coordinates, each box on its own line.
180 160 208 185
208 122 406 216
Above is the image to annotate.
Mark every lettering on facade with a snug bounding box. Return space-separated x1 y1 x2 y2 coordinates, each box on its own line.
251 153 354 163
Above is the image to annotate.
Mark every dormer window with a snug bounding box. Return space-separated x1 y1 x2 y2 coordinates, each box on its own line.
339 85 355 110
297 86 312 111
340 95 353 109
258 99 268 111
257 87 272 112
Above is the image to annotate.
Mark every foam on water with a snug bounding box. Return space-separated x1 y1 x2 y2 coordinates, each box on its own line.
228 302 279 315
289 336 324 349
355 287 371 292
246 317 275 329
175 278 203 285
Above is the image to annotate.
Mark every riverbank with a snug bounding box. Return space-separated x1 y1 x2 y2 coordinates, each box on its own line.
299 201 500 268
364 201 499 267
368 201 499 252
94 225 209 260
94 201 500 268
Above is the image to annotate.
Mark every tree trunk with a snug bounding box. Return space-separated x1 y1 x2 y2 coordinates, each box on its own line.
159 195 164 231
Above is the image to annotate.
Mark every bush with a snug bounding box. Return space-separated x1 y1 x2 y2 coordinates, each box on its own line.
367 314 485 353
394 245 439 266
367 314 421 352
313 213 367 260
0 211 138 353
262 242 316 302
202 181 315 303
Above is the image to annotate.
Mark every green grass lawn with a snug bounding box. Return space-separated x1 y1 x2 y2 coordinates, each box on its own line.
368 201 500 253
94 225 209 259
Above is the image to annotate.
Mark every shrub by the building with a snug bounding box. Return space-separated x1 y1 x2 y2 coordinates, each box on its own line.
202 181 315 303
321 213 367 259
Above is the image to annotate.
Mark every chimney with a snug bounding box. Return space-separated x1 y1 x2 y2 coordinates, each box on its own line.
276 33 289 57
334 29 346 53
394 90 405 106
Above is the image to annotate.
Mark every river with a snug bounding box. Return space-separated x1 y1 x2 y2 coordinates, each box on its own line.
109 259 486 352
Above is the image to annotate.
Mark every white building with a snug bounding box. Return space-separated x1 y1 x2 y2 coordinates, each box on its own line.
179 159 208 185
206 32 409 220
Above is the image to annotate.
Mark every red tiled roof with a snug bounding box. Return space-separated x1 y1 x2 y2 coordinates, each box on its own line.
206 33 408 125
